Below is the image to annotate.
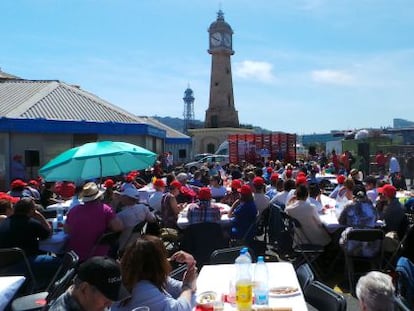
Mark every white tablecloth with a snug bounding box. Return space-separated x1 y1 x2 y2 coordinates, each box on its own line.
177 203 232 229
196 262 307 311
39 231 69 254
0 276 26 310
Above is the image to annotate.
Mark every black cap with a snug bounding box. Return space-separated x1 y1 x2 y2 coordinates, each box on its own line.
353 185 367 198
77 256 123 301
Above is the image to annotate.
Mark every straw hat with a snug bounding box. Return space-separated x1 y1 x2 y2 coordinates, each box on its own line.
81 182 104 202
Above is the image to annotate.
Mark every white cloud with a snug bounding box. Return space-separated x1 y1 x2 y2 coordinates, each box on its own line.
234 60 276 83
311 69 354 85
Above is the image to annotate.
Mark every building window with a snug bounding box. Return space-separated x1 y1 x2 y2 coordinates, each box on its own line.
211 115 218 128
207 143 215 154
178 149 186 158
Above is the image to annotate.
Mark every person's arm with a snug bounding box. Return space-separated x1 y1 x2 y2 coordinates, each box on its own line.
228 199 240 217
108 215 124 232
31 209 52 234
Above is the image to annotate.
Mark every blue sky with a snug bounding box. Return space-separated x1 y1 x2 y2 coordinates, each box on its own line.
1 0 413 134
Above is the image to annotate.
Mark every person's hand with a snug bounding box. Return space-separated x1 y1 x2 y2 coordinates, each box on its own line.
182 261 197 292
170 250 196 266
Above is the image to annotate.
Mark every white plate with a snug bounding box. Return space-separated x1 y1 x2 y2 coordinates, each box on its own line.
269 286 299 297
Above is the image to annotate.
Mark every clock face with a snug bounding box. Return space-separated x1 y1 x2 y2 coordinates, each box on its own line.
210 32 222 46
223 33 231 47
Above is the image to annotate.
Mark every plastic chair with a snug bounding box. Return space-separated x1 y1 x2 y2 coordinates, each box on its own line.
296 263 315 291
0 247 38 294
209 246 255 265
180 222 226 268
343 228 384 295
11 251 79 311
304 280 347 311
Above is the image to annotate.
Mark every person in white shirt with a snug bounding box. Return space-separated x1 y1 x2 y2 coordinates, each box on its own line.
117 187 156 250
252 176 270 215
149 179 166 214
270 179 296 208
308 183 323 213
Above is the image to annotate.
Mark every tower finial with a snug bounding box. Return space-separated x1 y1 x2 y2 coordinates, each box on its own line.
217 8 224 21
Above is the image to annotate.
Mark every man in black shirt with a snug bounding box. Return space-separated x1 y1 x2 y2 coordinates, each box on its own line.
0 197 60 287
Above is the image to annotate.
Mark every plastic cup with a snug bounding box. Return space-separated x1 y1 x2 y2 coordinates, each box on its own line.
131 307 150 311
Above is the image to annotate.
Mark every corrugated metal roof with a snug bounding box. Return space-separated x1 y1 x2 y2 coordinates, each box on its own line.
0 68 20 80
0 80 147 124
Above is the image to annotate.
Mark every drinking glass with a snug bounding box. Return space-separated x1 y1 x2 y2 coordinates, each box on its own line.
132 307 150 311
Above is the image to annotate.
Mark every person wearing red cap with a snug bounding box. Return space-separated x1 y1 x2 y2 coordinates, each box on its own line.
220 179 242 206
329 175 346 199
265 173 280 200
228 185 258 241
252 176 270 215
160 180 186 229
377 184 407 238
187 187 220 225
0 193 19 223
149 178 166 214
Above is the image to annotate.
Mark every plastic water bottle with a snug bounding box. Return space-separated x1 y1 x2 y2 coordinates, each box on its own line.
235 248 253 311
254 256 269 305
242 247 252 262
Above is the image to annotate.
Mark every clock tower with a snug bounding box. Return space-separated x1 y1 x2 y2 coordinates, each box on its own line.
205 10 239 128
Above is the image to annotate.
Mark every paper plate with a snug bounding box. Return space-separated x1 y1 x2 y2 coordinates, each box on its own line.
269 286 299 297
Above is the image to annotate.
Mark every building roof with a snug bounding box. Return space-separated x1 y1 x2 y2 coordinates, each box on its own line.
139 116 189 139
0 79 148 124
0 68 20 80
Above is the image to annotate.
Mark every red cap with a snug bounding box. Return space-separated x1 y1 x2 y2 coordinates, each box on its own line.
11 179 27 189
28 179 39 187
198 187 212 200
231 179 242 189
266 167 273 173
238 184 252 196
0 192 20 204
378 184 397 198
13 154 22 160
104 179 114 188
270 173 279 181
285 169 293 178
337 175 346 184
297 171 306 178
153 179 166 188
170 180 182 189
253 176 265 186
296 175 307 185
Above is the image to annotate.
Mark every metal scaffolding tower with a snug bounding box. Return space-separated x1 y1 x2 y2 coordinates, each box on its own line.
183 86 195 134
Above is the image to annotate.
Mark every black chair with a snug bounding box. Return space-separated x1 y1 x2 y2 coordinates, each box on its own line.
180 222 226 268
395 295 411 311
120 220 147 252
296 263 315 292
11 251 79 311
342 228 384 295
0 248 38 294
169 264 187 280
304 280 347 311
88 231 121 259
209 245 255 265
267 203 292 256
282 212 326 279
